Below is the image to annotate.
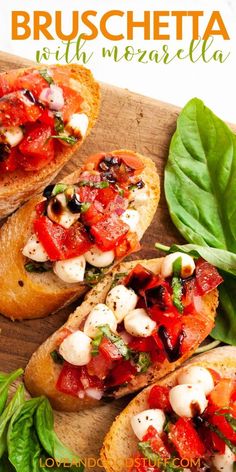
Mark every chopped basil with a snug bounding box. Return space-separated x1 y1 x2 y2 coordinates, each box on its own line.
24 262 51 273
39 69 54 85
215 410 236 432
91 331 104 356
204 420 236 454
171 257 183 314
136 352 151 373
92 324 131 360
50 350 64 364
84 266 104 286
52 183 68 196
78 180 110 189
111 272 127 289
138 441 183 472
81 202 91 213
115 185 124 197
50 135 78 145
54 113 64 134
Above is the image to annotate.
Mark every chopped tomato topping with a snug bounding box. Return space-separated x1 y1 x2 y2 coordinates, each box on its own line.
14 71 49 99
56 363 83 397
87 353 111 380
96 186 118 207
208 368 221 385
0 147 19 173
90 213 129 251
0 91 42 127
208 408 236 443
106 360 136 387
18 124 54 170
115 232 140 259
148 385 171 412
142 426 171 458
0 75 12 97
60 85 83 122
34 217 92 261
99 337 122 361
195 259 223 295
208 379 235 408
118 153 144 174
81 202 103 226
169 418 205 459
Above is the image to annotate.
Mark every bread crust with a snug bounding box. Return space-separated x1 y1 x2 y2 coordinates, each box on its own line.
0 64 100 219
0 150 160 320
24 258 218 411
101 346 236 472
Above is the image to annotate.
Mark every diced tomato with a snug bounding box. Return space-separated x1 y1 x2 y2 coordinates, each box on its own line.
56 363 83 397
208 368 221 385
18 124 54 171
0 75 12 97
35 200 47 216
208 379 235 408
195 259 223 295
39 108 55 127
90 213 129 251
99 337 122 361
118 153 144 174
124 264 153 293
0 147 19 172
79 366 103 391
0 91 42 127
34 216 92 261
14 70 49 99
209 408 236 443
81 202 103 226
148 385 171 412
180 312 214 356
60 85 83 122
115 232 140 259
96 186 118 207
129 336 156 353
169 418 205 459
106 360 136 387
107 194 128 216
142 427 171 459
87 353 111 380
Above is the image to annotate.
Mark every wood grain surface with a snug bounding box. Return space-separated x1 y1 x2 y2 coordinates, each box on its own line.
0 52 234 471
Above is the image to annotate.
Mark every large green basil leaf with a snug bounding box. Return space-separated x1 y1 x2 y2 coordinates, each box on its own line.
165 98 236 252
7 397 44 472
165 98 236 345
35 398 84 472
0 384 25 458
0 369 23 416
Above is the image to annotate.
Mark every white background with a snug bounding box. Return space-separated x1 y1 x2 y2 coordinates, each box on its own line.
1 0 236 123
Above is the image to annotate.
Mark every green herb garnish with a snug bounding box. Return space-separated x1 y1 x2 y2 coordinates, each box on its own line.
52 183 68 196
54 113 64 134
215 410 236 432
51 135 78 145
50 350 64 365
24 262 51 273
171 257 183 314
91 331 104 356
92 324 131 360
39 69 54 85
204 420 236 454
81 202 91 213
78 180 110 189
136 352 151 373
138 441 183 472
111 272 127 289
84 266 105 287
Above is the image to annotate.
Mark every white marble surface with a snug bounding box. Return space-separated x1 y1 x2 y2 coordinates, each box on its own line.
1 0 236 123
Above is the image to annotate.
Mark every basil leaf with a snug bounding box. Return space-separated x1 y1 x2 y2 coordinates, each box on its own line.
51 135 78 145
78 180 110 189
25 262 51 273
39 69 54 85
84 266 104 286
165 98 236 345
50 350 64 365
91 331 104 356
80 202 91 213
7 397 44 472
54 113 64 134
138 441 183 472
98 325 131 360
0 384 25 458
171 277 183 314
35 398 84 472
0 369 23 416
215 410 236 432
111 272 127 289
204 420 236 454
136 352 151 373
52 183 68 196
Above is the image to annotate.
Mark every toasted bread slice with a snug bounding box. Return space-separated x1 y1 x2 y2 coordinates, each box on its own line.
0 64 100 219
0 151 159 320
24 258 218 411
101 346 236 472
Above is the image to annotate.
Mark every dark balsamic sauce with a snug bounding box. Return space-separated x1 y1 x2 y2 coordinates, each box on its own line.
158 325 186 362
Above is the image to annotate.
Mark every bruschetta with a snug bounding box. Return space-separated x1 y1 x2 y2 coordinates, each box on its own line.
101 346 236 472
24 254 222 411
0 64 100 219
0 150 159 320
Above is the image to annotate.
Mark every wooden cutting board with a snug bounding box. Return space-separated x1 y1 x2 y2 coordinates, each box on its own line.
0 51 232 470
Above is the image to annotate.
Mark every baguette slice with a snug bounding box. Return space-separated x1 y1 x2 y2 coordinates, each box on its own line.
101 346 236 472
0 64 100 219
0 150 159 320
24 258 218 411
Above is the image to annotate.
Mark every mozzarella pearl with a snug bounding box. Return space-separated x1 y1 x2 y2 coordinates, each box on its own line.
130 186 149 207
161 252 195 279
84 246 115 268
106 285 138 323
65 113 89 139
22 234 49 262
212 446 235 472
83 304 117 338
178 366 214 395
53 255 86 283
131 409 166 440
124 308 156 337
169 384 208 418
120 209 140 233
47 193 80 229
59 330 92 366
0 126 24 147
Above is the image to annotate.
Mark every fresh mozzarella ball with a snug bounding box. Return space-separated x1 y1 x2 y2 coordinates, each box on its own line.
178 366 214 395
65 113 89 139
161 252 195 279
53 256 86 283
59 330 92 366
83 304 117 338
22 234 49 262
169 384 208 418
124 308 156 337
121 209 140 233
84 246 115 268
106 285 138 323
131 409 166 440
47 193 80 229
212 446 235 472
1 126 24 147
130 186 149 207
